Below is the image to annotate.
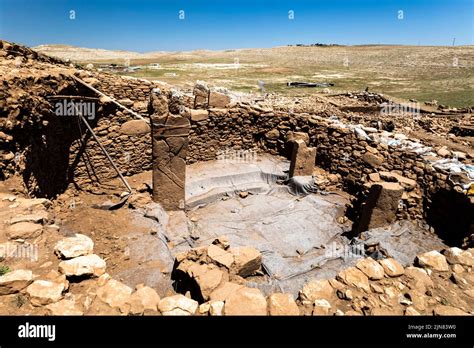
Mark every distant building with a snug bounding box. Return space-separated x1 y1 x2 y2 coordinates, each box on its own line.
123 66 141 73
147 63 161 69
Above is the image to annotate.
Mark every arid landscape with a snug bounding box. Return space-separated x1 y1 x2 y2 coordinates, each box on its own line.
35 44 474 108
1 0 473 345
0 38 472 319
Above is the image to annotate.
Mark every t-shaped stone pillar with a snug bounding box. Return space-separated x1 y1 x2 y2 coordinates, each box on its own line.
289 139 316 177
149 89 190 210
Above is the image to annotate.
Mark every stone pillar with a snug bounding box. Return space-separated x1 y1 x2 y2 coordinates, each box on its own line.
193 82 209 109
149 89 190 211
357 182 403 232
286 131 310 159
289 139 316 177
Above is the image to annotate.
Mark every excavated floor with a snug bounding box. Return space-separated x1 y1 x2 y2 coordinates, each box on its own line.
117 155 448 297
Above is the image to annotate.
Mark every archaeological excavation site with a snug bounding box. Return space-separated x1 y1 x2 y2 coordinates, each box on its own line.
0 40 473 317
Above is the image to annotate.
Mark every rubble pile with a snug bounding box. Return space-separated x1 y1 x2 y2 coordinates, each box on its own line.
2 232 472 316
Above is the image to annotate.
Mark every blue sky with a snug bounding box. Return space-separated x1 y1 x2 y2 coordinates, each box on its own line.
0 0 472 51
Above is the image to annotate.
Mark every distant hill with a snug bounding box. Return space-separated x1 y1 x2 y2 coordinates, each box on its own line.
33 44 145 61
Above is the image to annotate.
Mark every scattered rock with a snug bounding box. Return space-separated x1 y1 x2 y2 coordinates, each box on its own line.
26 280 65 306
379 258 405 277
209 300 225 316
361 152 384 168
159 294 198 316
9 211 49 225
7 222 42 240
433 305 469 316
238 191 249 199
443 247 474 267
463 289 474 298
452 264 465 273
46 297 83 315
416 251 450 272
356 257 385 280
127 285 161 315
372 307 401 315
0 269 34 295
207 244 234 269
378 171 417 190
336 267 370 292
265 129 280 140
299 279 334 303
405 306 421 316
268 293 300 315
229 246 261 277
209 282 244 301
96 279 133 309
54 234 94 259
198 302 210 314
189 264 226 301
224 287 267 315
404 267 434 292
58 254 106 278
437 147 451 157
312 299 332 315
286 131 310 145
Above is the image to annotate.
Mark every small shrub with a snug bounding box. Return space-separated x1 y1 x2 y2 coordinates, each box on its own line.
0 265 10 276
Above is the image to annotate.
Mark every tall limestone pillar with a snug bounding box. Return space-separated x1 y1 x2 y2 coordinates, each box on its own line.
149 89 190 210
289 139 316 177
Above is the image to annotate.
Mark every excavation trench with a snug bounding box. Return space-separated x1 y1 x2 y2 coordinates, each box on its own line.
116 155 447 298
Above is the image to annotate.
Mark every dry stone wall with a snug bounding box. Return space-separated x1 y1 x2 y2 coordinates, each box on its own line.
0 40 471 241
